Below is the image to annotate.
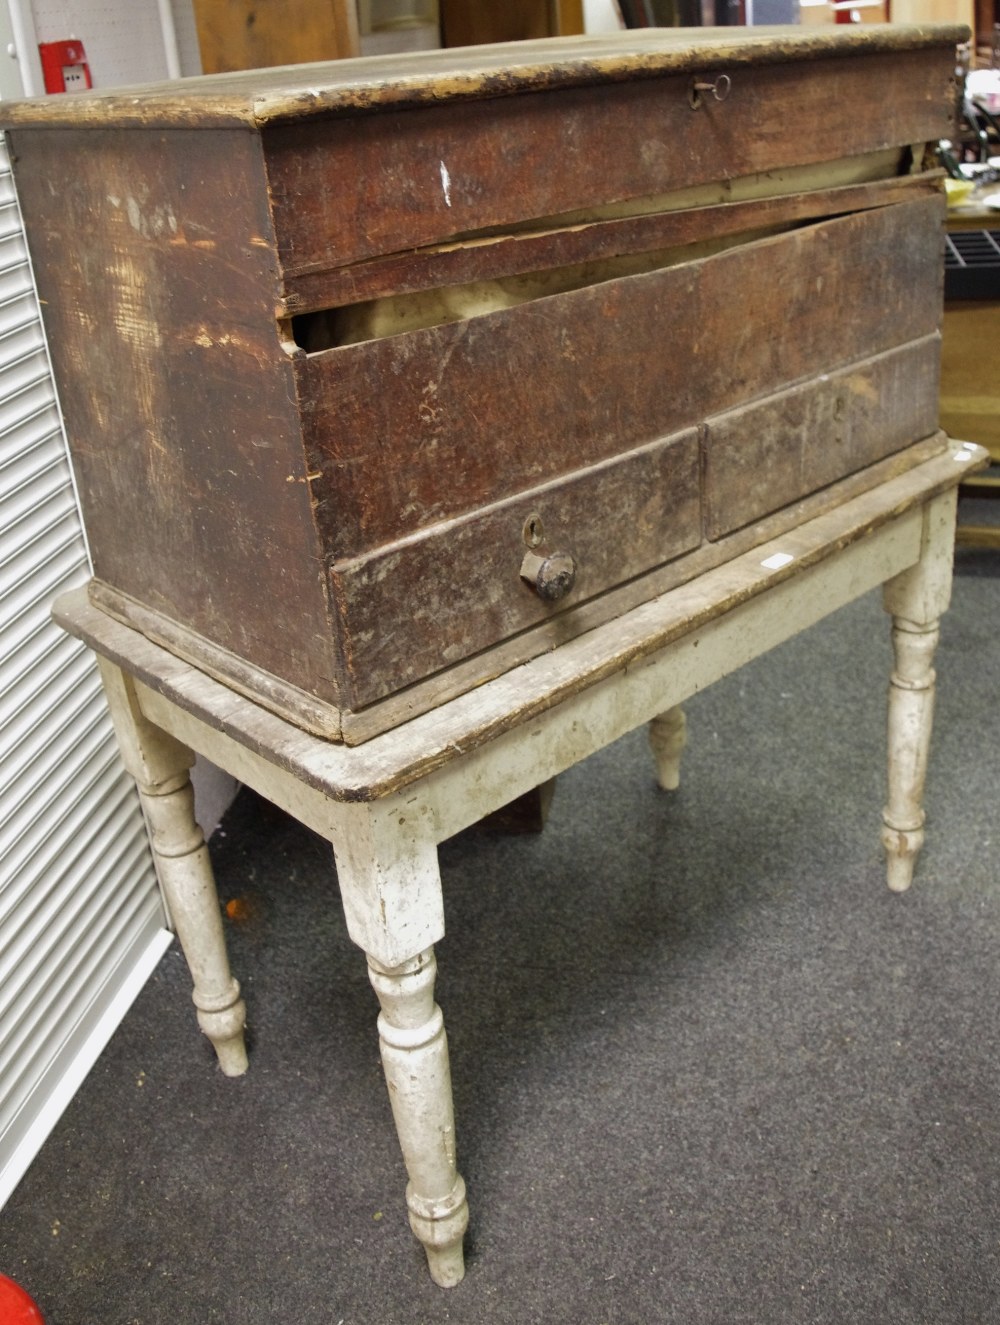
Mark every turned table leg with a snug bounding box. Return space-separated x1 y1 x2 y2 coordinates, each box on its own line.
649 705 687 790
881 492 957 893
96 660 248 1074
367 948 469 1286
331 808 467 1285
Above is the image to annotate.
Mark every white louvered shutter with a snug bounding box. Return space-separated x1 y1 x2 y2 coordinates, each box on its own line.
0 133 170 1205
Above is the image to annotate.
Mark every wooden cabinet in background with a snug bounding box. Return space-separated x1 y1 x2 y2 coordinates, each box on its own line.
191 0 360 73
890 0 974 37
940 305 1000 457
440 0 583 45
941 221 1000 546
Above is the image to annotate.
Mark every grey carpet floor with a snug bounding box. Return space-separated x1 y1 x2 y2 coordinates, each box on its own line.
1 542 998 1325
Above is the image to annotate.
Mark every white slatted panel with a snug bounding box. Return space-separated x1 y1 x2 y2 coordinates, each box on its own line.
0 134 170 1205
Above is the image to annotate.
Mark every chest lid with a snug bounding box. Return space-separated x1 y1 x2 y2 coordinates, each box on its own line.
0 24 967 130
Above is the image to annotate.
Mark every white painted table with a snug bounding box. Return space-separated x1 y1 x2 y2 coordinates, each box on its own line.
52 439 984 1286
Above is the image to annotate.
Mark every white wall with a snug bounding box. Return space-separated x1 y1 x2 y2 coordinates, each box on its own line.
584 0 625 30
4 0 202 95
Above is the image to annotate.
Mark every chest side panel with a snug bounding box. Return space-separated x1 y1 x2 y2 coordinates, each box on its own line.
8 126 343 703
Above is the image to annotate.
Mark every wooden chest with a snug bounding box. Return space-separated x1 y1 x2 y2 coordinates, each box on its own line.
2 26 962 744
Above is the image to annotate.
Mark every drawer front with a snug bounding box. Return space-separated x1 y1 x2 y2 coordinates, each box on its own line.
299 194 944 562
704 336 942 540
264 47 954 277
319 194 943 709
330 428 702 708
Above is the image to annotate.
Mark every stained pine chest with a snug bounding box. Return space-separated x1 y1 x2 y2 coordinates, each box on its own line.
3 25 962 743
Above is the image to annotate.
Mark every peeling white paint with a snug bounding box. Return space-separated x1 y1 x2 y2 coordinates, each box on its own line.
761 552 795 570
439 160 452 208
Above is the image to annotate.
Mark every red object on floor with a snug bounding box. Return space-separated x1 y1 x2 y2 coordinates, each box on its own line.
0 1274 44 1323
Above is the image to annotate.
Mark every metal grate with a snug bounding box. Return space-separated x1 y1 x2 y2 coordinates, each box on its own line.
944 229 1000 300
0 133 169 1207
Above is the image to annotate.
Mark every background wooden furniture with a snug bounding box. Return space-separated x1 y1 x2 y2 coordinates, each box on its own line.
440 0 583 44
972 0 999 62
890 0 975 36
941 218 1000 547
940 302 1000 458
191 0 360 72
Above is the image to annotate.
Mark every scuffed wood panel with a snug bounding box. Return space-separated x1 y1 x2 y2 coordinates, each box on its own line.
4 30 962 739
279 173 938 315
263 48 954 273
8 125 344 703
704 335 943 540
299 195 944 560
0 27 966 132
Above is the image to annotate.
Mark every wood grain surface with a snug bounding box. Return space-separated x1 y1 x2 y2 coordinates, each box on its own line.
4 28 961 738
0 25 964 129
300 196 945 556
8 125 345 704
264 48 954 273
52 442 987 785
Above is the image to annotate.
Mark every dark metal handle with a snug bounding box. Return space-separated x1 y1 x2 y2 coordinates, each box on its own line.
520 549 577 602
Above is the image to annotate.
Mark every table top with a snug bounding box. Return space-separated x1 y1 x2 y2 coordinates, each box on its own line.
52 438 984 803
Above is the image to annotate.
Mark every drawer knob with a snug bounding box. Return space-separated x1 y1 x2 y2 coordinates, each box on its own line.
520 549 577 602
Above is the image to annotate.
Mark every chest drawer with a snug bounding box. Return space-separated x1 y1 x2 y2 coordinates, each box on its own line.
301 194 943 707
2 26 962 742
